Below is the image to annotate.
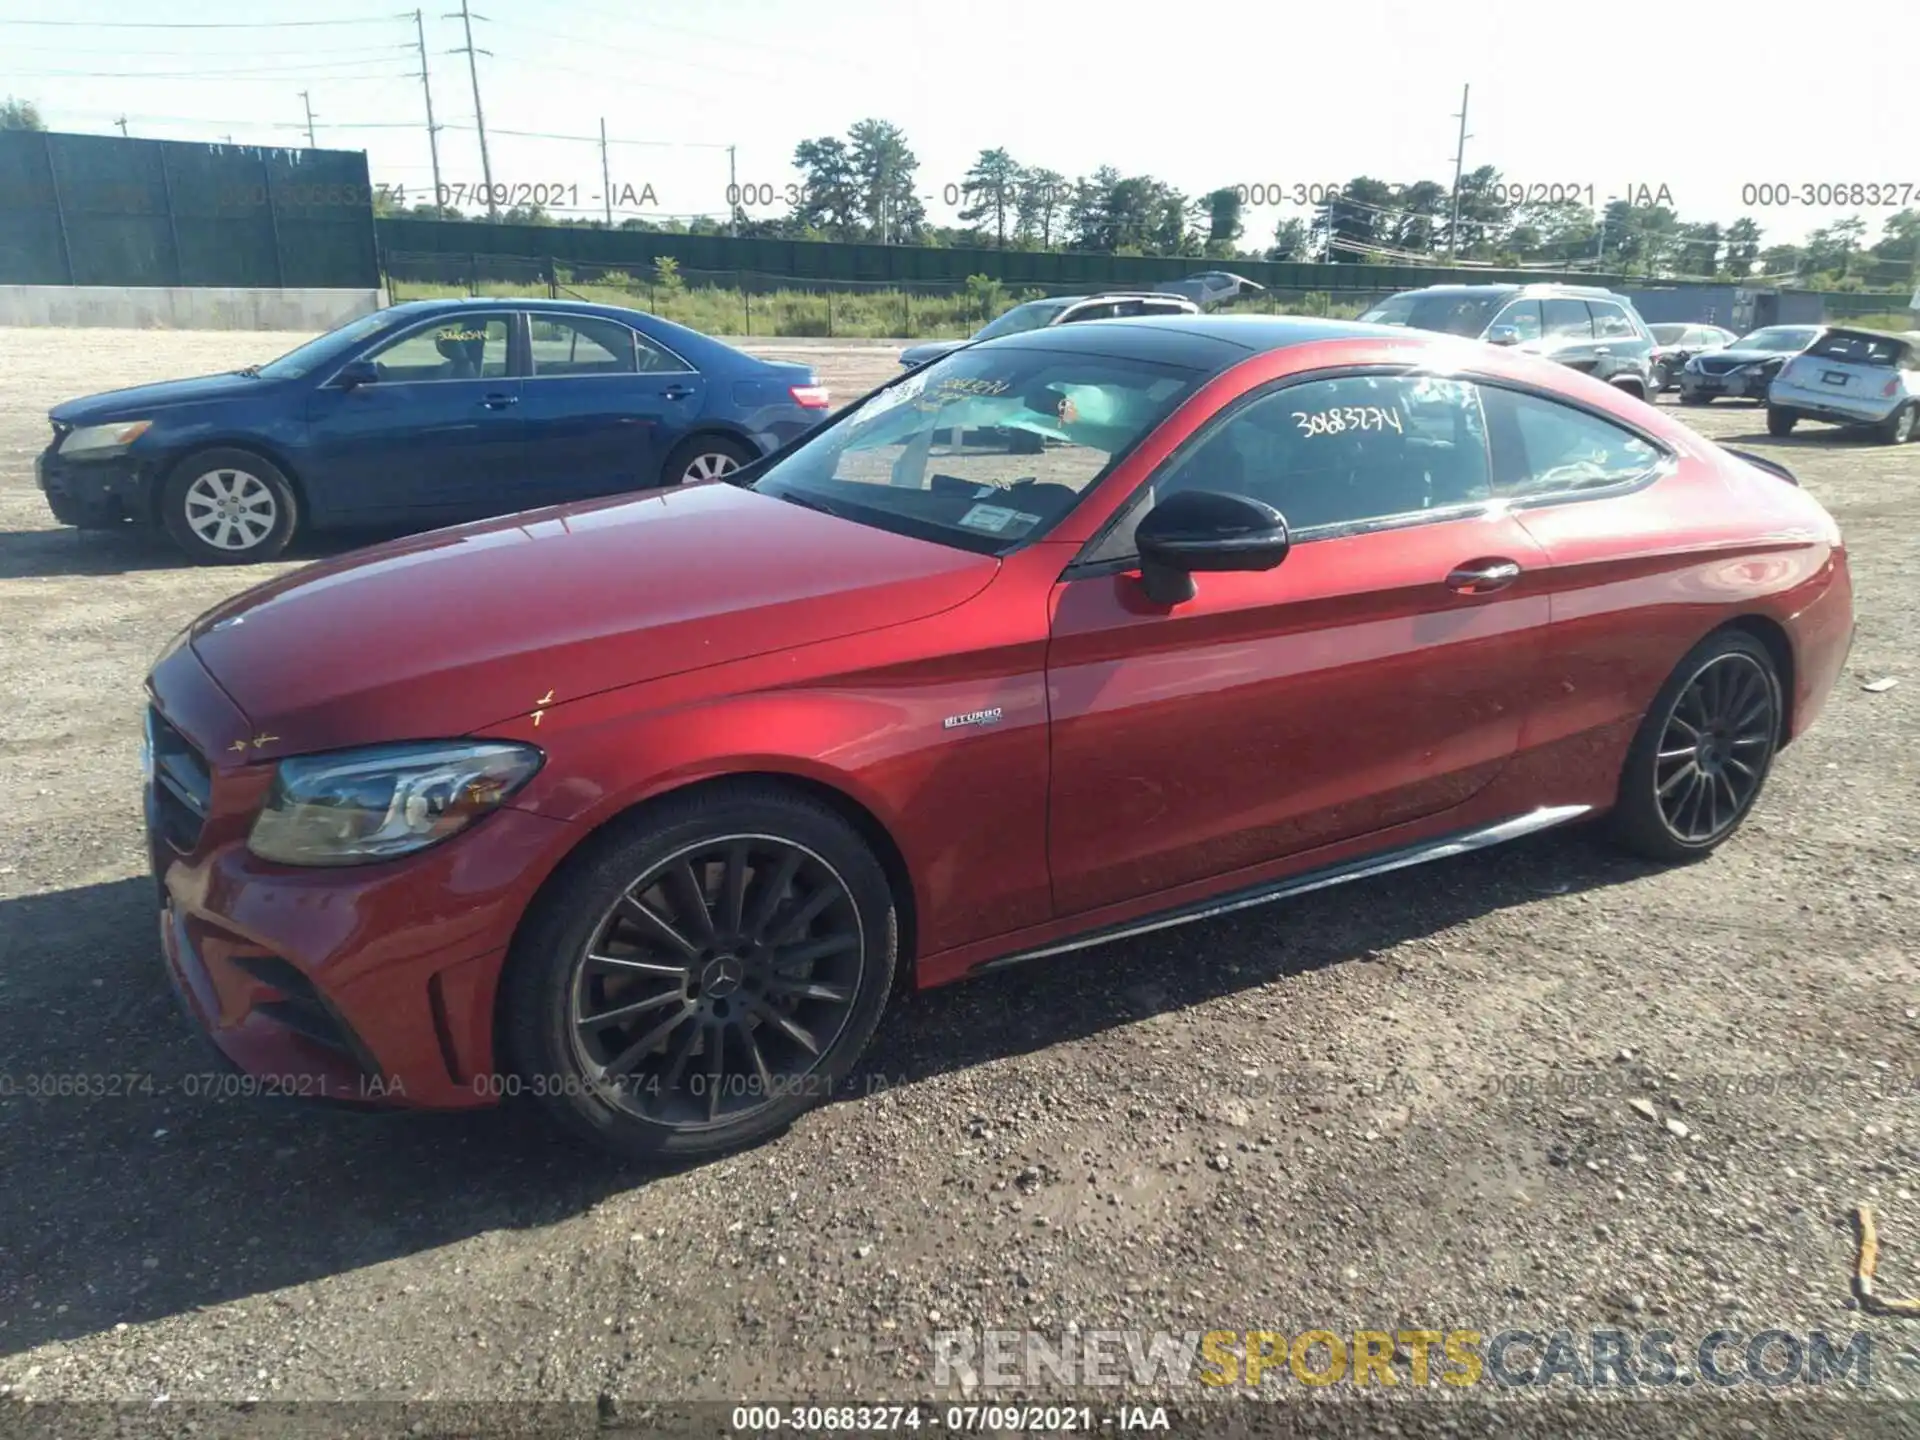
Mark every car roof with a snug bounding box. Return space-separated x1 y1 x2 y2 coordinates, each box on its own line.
1391 282 1622 298
977 313 1404 372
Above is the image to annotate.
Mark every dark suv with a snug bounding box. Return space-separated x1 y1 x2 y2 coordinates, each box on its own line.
1359 284 1658 400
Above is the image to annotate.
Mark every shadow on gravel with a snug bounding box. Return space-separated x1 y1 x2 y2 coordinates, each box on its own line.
0 523 435 581
0 878 662 1358
859 826 1662 1105
0 832 1655 1356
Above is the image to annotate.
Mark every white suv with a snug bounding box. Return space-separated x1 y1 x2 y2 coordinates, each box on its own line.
1767 328 1920 444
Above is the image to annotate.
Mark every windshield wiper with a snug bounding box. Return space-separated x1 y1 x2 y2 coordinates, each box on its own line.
768 488 852 522
233 365 263 377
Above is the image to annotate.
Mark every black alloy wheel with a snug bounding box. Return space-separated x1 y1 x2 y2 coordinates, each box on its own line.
569 834 865 1129
501 783 897 1158
1611 631 1782 861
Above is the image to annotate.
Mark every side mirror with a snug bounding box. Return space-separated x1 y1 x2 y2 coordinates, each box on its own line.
334 359 380 389
1134 489 1290 606
1485 325 1522 347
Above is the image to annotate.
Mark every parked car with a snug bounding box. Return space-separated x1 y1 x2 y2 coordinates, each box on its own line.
145 315 1852 1158
1649 323 1737 392
1767 327 1920 443
1676 324 1823 405
1358 284 1658 399
36 299 829 564
1155 270 1267 308
897 292 1198 369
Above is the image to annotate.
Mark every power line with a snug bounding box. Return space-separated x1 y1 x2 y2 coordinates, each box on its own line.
0 14 406 26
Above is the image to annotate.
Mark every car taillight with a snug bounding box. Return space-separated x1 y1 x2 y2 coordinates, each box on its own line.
790 384 830 409
1779 359 1801 382
1883 377 1901 397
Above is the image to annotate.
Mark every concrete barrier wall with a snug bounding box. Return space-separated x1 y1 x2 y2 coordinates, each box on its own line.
0 287 387 330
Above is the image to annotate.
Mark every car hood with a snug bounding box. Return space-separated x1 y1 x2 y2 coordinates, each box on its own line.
899 340 964 368
1705 347 1796 364
186 483 999 756
50 371 281 423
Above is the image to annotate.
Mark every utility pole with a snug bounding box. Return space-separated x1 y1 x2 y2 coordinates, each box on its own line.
727 144 737 236
1446 83 1471 263
447 0 496 220
299 91 317 147
113 115 128 136
412 9 444 216
599 117 612 226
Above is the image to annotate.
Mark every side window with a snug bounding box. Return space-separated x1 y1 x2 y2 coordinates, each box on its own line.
1542 299 1593 338
1494 299 1543 341
1064 303 1120 323
1087 373 1492 561
1487 388 1664 500
364 315 509 382
527 314 639 377
1591 303 1637 340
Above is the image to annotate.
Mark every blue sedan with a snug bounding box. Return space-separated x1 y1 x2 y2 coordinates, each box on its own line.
35 299 831 563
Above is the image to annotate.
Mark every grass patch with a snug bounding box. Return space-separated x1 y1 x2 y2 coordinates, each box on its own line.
386 274 1388 338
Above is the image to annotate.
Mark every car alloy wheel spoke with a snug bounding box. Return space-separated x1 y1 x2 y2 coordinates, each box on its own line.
186 469 274 548
686 454 737 482
1654 653 1773 844
568 834 863 1128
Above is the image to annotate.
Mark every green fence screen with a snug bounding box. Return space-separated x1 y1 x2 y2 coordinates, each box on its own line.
0 130 379 288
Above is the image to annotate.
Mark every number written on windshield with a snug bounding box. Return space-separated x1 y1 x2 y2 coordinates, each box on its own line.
1292 405 1404 437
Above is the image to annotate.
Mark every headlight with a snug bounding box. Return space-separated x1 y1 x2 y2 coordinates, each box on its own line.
59 419 154 457
248 740 543 867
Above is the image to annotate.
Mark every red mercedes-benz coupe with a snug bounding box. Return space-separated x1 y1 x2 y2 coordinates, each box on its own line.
144 315 1854 1157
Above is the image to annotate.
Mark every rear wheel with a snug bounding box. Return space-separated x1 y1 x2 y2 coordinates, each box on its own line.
1766 408 1798 437
500 782 898 1159
158 447 297 564
662 434 756 487
1609 631 1782 862
1879 401 1917 445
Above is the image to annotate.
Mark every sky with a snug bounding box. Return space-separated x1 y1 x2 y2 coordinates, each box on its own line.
2 0 1915 255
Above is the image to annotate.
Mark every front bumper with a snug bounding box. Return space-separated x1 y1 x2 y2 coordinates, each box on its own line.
1767 379 1901 426
145 643 578 1109
37 445 158 527
1679 369 1769 399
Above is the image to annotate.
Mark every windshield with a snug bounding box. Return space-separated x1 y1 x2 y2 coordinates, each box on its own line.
1805 331 1906 367
254 309 405 379
1358 292 1505 338
749 344 1202 555
1733 327 1820 353
1650 324 1689 344
972 300 1072 342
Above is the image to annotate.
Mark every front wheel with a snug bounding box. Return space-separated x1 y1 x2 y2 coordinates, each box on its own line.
1608 631 1782 863
1766 408 1798 437
159 448 297 564
1879 401 1917 445
662 434 756 487
499 783 898 1159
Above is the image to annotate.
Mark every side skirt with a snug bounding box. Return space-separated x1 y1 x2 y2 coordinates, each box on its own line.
971 804 1591 974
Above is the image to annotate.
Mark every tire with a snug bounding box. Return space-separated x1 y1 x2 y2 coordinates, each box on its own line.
1608 630 1783 863
1878 401 1917 445
1651 361 1672 393
662 433 756 487
499 782 899 1159
1610 378 1648 403
1766 408 1798 437
159 447 297 564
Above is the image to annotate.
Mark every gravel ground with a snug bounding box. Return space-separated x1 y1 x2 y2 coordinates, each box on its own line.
0 328 1916 1436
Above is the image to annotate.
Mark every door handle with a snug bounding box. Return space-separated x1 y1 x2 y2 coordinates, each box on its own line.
1446 558 1522 595
661 384 696 401
480 392 518 409
1594 346 1611 354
